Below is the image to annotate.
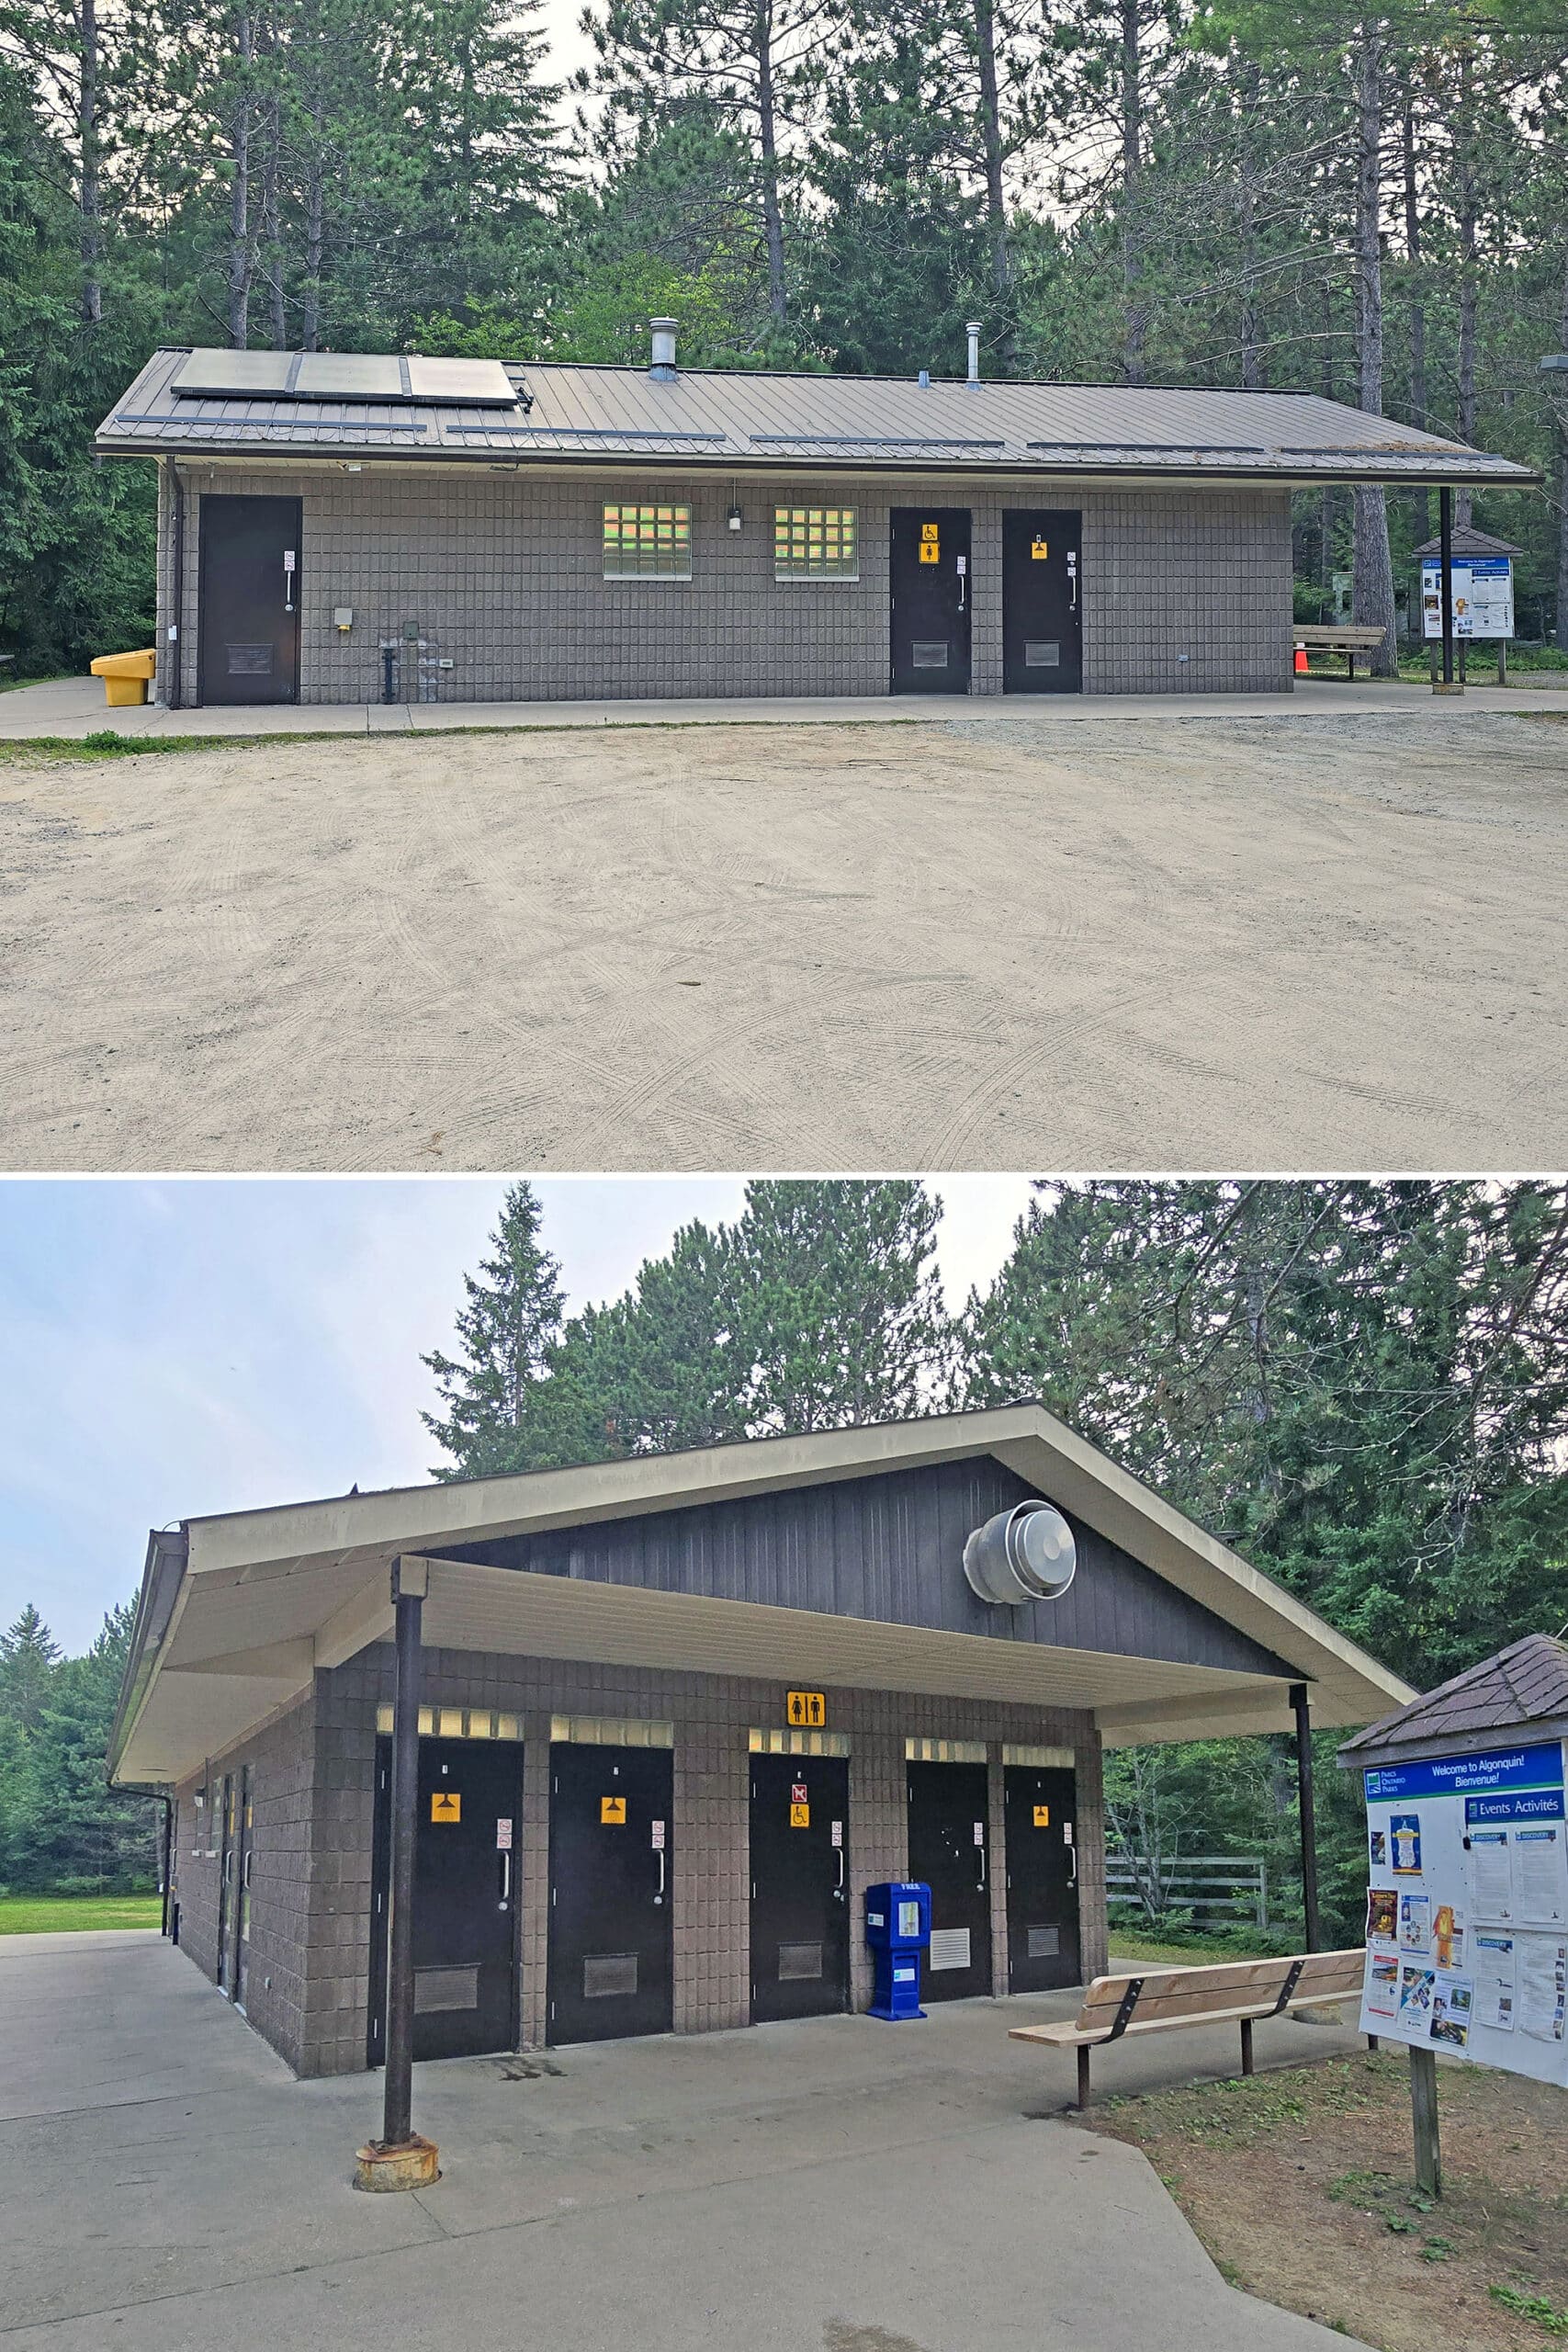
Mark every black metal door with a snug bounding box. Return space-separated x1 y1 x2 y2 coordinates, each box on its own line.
1004 1764 1080 1991
547 1744 673 2046
1002 511 1082 693
367 1736 523 2064
233 1765 253 2011
890 507 972 693
215 1772 235 1994
749 1754 850 2023
197 493 300 706
907 1760 992 1999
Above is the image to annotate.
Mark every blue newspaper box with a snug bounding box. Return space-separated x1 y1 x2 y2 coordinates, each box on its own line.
865 1881 931 2020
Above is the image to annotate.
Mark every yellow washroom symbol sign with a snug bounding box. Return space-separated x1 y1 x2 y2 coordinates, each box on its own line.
1032 537 1049 560
786 1690 826 1727
601 1795 627 1825
1033 1804 1051 1827
431 1791 461 1824
790 1802 810 1828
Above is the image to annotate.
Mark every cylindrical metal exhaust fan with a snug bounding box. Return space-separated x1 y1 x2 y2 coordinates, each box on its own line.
963 1500 1077 1605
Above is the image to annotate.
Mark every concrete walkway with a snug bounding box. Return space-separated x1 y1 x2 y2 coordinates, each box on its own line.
4 671 1566 740
0 1929 1370 2350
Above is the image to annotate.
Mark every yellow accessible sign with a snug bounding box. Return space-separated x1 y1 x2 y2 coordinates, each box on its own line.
431 1791 461 1824
790 1802 810 1828
601 1795 627 1825
786 1690 826 1727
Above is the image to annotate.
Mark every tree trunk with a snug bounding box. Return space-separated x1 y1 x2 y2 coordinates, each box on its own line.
78 0 102 324
302 130 324 353
973 0 1016 368
1402 92 1428 551
1453 41 1478 525
1556 252 1568 650
755 0 787 326
261 17 286 349
1236 61 1263 389
1351 23 1397 676
1121 0 1145 383
228 8 254 347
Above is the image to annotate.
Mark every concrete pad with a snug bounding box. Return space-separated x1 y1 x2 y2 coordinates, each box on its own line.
0 1930 1370 2350
4 672 1566 741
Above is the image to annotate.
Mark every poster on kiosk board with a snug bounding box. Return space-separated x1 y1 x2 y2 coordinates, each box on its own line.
1359 1740 1568 2086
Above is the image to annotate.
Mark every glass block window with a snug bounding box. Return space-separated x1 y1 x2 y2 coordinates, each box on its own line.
774 505 858 580
603 501 692 580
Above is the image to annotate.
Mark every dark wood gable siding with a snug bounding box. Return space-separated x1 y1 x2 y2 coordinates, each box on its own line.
445 1456 1301 1679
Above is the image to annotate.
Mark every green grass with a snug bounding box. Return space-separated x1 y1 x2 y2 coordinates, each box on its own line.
0 1892 161 1934
1106 1922 1305 1967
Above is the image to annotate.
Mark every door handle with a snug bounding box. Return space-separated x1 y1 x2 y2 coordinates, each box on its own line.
283 552 295 615
1066 1835 1077 1889
977 1844 987 1892
499 1850 511 1908
835 1846 845 1897
654 1849 666 1905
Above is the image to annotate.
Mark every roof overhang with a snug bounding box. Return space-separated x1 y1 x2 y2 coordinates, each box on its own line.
110 1403 1415 1785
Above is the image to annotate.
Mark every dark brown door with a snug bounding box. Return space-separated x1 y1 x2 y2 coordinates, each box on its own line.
907 1760 992 1999
367 1736 523 2064
1002 511 1082 692
749 1755 851 2023
198 494 300 705
890 507 972 693
1004 1763 1080 1991
547 1744 673 2045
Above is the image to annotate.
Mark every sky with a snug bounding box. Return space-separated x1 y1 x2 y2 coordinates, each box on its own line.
0 1176 1035 1655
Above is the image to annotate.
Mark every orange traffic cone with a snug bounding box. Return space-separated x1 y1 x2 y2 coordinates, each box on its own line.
1293 643 1309 674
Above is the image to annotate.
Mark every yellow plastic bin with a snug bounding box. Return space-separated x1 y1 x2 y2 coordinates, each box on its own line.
89 648 157 707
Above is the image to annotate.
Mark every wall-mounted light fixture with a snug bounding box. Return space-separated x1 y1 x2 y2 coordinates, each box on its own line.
341 461 364 475
727 504 744 532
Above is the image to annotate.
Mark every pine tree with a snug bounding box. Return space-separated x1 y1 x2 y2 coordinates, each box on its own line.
0 1603 62 1734
422 1182 568 1477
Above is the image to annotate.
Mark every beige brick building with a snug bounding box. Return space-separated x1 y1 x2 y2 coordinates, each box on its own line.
96 333 1529 712
113 1405 1411 2083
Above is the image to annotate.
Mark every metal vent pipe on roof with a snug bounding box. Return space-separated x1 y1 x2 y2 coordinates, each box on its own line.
963 1499 1077 1605
965 322 982 387
650 318 678 380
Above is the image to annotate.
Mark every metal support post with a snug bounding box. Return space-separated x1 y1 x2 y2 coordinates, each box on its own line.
1435 487 1461 694
355 1555 439 2191
1290 1683 1322 1952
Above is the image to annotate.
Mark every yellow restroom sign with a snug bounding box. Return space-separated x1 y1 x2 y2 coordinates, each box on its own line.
431 1791 461 1825
786 1690 826 1727
1032 537 1049 560
919 522 940 565
790 1803 810 1828
1033 1804 1051 1828
601 1795 626 1825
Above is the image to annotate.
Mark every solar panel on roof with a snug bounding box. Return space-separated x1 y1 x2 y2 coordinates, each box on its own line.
295 352 405 401
406 356 518 407
172 349 294 398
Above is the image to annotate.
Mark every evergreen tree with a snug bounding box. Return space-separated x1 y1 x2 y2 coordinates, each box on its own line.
423 1182 567 1477
0 1602 62 1733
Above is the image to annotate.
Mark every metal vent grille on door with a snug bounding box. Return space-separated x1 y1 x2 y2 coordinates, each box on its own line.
911 640 949 669
583 1952 638 1999
778 1941 824 1982
1024 641 1061 667
1026 1925 1061 1960
928 1928 972 1972
226 644 274 676
413 1964 479 2013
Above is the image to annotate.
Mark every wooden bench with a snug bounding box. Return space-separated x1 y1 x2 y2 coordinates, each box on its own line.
1294 623 1388 679
1009 1948 1367 2108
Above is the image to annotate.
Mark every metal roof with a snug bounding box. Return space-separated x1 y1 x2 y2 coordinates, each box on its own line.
1412 524 1525 559
96 346 1538 487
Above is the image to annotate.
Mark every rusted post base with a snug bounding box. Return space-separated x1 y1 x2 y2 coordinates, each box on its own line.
1077 2045 1091 2109
1432 680 1465 695
355 2133 440 2193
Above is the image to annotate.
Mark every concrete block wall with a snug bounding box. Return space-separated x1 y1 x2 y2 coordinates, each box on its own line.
298 1645 1103 2076
155 462 1292 707
168 1687 318 2073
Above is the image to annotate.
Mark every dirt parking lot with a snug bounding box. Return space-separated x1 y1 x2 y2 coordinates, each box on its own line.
1 708 1563 1170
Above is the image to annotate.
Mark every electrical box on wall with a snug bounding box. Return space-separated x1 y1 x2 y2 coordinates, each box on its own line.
333 607 354 634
